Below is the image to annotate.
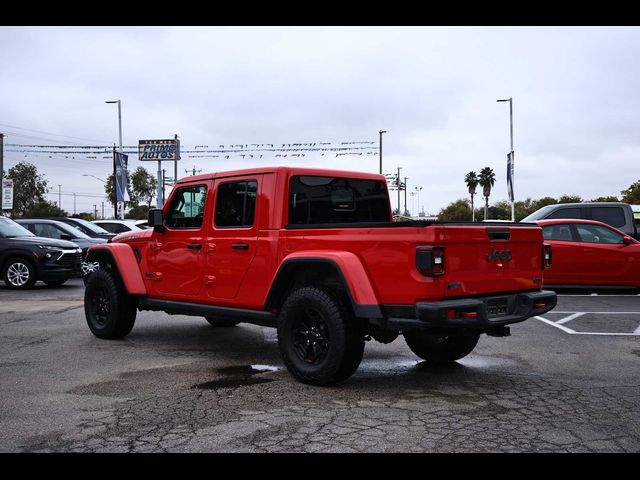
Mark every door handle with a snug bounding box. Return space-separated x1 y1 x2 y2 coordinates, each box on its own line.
187 243 202 250
232 243 249 250
584 249 594 254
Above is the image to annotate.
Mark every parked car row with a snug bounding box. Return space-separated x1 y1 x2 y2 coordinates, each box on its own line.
0 216 150 289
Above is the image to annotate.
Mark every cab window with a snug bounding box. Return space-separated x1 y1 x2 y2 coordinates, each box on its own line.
165 185 207 229
591 207 625 228
547 207 582 220
576 224 624 244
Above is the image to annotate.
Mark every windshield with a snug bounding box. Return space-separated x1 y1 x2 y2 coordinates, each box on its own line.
521 205 555 222
0 216 35 237
68 218 111 235
53 221 92 239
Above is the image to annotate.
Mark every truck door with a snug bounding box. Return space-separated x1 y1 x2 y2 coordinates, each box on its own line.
204 176 260 299
147 183 209 298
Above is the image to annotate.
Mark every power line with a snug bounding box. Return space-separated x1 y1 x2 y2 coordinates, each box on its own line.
0 123 111 144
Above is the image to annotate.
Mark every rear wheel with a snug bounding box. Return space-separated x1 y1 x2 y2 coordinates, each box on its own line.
404 331 480 364
2 257 37 290
204 316 240 328
84 269 136 339
277 287 365 386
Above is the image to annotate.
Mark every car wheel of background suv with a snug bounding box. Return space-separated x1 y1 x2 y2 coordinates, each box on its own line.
2 257 37 289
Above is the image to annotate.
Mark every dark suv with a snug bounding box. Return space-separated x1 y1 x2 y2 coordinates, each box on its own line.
0 216 82 289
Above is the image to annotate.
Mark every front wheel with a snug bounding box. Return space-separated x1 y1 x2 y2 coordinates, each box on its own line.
84 269 136 339
404 331 480 364
2 257 37 290
277 287 365 386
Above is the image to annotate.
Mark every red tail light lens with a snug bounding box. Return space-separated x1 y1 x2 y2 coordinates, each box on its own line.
416 246 445 277
542 243 552 269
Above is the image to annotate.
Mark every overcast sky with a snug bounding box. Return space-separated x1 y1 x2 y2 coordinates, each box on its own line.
1 26 639 216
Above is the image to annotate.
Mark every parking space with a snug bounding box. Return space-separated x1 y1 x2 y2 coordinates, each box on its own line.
1 282 639 452
537 290 640 336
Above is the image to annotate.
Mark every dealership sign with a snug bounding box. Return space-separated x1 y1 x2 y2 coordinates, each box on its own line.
138 139 180 161
2 179 13 210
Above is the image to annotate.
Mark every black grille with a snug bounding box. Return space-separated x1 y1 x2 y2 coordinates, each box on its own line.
57 252 82 267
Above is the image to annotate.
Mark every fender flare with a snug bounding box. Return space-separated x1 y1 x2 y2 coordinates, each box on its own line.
86 244 147 296
265 251 383 319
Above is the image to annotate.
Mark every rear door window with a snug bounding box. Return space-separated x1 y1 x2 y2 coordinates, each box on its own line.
542 224 576 241
215 180 258 228
546 207 582 220
591 207 626 228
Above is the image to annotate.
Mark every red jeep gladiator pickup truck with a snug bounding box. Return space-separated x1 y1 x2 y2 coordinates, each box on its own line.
84 166 556 385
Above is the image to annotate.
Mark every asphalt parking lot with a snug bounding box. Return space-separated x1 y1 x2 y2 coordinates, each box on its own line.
1 280 639 453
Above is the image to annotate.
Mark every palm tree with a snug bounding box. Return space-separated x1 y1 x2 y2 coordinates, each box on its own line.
464 171 479 221
478 167 496 220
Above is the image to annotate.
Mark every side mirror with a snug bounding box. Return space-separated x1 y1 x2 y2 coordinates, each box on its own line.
148 208 164 231
60 233 72 241
623 235 634 245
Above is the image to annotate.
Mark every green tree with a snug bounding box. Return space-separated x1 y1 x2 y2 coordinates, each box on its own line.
126 204 150 220
591 196 619 202
71 212 95 221
437 199 472 222
6 162 49 217
531 196 558 212
130 167 157 208
488 200 512 220
478 166 496 220
23 199 67 218
621 180 640 204
558 194 583 204
464 171 479 221
514 197 536 221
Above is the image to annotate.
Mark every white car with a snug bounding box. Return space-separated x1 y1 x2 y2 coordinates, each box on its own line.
92 220 145 234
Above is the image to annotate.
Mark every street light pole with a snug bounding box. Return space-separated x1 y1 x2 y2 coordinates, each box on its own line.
106 100 124 219
404 176 408 216
415 186 422 216
379 130 387 174
396 166 402 215
497 97 515 221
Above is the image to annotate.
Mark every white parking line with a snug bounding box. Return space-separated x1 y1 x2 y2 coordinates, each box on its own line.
551 311 640 315
556 312 586 325
535 315 640 336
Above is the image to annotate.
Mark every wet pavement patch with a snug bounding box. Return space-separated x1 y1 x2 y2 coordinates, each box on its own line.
193 364 279 390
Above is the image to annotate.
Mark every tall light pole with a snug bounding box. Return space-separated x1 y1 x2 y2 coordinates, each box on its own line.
409 191 416 216
396 166 402 214
403 176 408 216
497 97 514 221
415 186 422 216
106 100 124 219
58 184 61 210
379 130 387 174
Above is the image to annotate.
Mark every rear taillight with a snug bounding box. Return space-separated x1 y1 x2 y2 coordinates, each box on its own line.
416 246 445 277
542 243 552 269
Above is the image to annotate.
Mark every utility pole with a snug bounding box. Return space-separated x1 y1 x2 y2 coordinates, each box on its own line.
174 133 179 191
73 192 76 215
162 169 166 204
396 166 402 215
378 130 387 174
0 133 4 183
93 204 98 220
186 166 202 176
101 201 104 220
415 187 422 216
409 191 416 216
58 185 62 211
404 176 408 216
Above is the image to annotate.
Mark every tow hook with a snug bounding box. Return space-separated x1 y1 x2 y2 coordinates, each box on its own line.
486 326 510 337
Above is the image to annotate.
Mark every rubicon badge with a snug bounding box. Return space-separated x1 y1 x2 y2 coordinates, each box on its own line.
486 247 512 263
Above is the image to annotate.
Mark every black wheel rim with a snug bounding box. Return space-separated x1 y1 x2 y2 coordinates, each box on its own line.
291 307 330 365
91 287 111 327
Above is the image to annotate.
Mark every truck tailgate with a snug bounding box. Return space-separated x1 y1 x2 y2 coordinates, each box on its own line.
425 225 543 299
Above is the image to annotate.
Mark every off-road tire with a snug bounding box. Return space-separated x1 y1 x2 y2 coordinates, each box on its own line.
204 316 240 327
44 279 67 287
277 286 365 386
84 269 136 339
404 331 480 364
2 257 37 290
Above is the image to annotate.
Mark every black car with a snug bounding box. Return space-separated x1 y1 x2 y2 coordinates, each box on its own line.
34 217 116 240
16 219 108 276
0 216 82 289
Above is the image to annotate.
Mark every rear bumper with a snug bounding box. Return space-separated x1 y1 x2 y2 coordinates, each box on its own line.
374 290 557 331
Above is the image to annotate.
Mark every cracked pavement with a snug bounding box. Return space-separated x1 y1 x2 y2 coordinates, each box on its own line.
1 279 639 452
